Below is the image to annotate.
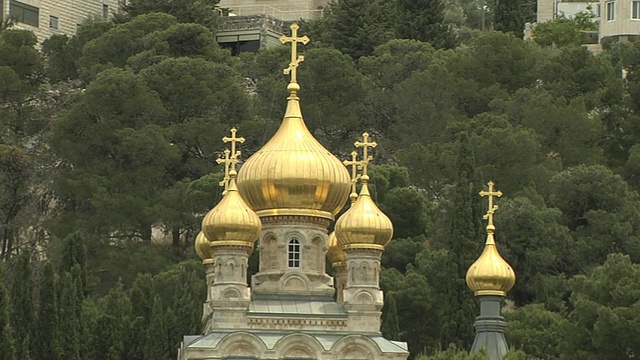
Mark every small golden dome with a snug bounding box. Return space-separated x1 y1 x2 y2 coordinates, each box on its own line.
334 176 393 251
201 170 261 254
327 231 347 266
237 95 351 220
466 225 516 297
195 231 213 261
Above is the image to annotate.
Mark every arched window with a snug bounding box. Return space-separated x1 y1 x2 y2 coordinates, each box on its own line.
288 238 301 268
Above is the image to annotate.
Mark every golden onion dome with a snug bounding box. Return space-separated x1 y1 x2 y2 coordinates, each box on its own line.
236 90 351 220
334 175 393 251
327 231 347 267
201 170 261 255
195 231 213 261
466 224 516 297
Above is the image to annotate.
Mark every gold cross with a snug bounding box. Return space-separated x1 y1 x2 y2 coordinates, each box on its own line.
354 132 377 177
216 149 232 190
479 181 503 226
343 151 363 196
280 23 309 86
222 128 245 173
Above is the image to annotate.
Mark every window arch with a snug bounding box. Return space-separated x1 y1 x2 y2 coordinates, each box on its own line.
288 238 301 268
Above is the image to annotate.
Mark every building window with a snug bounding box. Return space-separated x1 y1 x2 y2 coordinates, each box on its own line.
49 15 58 29
102 4 109 19
606 1 615 21
9 1 39 27
287 238 300 268
633 1 640 19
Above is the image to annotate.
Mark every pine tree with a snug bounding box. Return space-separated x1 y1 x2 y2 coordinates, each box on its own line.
9 251 34 360
34 263 62 360
0 263 17 360
396 0 457 49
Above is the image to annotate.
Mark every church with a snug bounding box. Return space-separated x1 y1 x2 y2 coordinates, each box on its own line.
177 23 410 360
177 24 515 360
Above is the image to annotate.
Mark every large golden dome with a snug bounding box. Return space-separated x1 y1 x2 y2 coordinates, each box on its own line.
334 175 393 251
236 85 351 220
201 170 261 255
466 224 516 297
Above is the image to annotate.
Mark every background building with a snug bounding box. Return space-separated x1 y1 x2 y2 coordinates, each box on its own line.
0 0 121 44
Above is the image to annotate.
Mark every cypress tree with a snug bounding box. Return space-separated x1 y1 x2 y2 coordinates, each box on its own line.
382 293 401 340
9 251 34 360
396 0 457 49
0 263 17 360
144 295 169 360
34 262 62 360
60 232 88 296
58 272 80 360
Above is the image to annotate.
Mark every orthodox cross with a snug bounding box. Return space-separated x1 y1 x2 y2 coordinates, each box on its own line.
215 149 232 190
222 128 245 173
479 181 503 226
354 132 377 177
280 23 309 85
343 151 363 196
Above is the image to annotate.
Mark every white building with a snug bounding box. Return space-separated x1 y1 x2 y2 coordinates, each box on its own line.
0 0 121 44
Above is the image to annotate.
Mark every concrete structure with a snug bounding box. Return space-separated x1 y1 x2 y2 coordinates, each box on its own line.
219 0 328 21
0 0 121 44
537 0 599 23
536 0 640 43
599 0 640 40
178 24 409 360
216 0 329 53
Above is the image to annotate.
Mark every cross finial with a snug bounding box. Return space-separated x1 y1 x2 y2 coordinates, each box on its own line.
354 132 377 178
215 149 232 191
479 181 503 227
343 150 363 201
222 128 245 173
280 23 309 90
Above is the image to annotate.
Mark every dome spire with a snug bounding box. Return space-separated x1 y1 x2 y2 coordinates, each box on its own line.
343 151 362 203
280 23 310 96
335 132 393 251
466 181 515 297
201 128 261 255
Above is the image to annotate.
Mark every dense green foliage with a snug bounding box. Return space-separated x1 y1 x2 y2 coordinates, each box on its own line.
2 1 640 359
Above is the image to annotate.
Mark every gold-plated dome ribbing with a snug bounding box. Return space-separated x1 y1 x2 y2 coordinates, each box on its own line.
466 182 516 297
335 133 393 251
195 231 213 262
236 24 351 220
202 129 260 255
327 231 347 267
202 170 261 255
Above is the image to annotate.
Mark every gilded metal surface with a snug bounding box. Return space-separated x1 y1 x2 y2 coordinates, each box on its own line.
236 96 351 219
343 151 362 204
201 172 261 255
280 23 309 86
466 182 515 297
479 181 502 227
195 231 213 261
335 178 393 251
327 231 347 266
237 24 351 219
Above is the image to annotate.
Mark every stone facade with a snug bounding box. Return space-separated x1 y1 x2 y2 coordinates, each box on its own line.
178 214 409 360
1 0 121 45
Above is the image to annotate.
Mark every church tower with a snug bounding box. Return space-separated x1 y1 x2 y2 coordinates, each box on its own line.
178 24 409 360
466 181 516 360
